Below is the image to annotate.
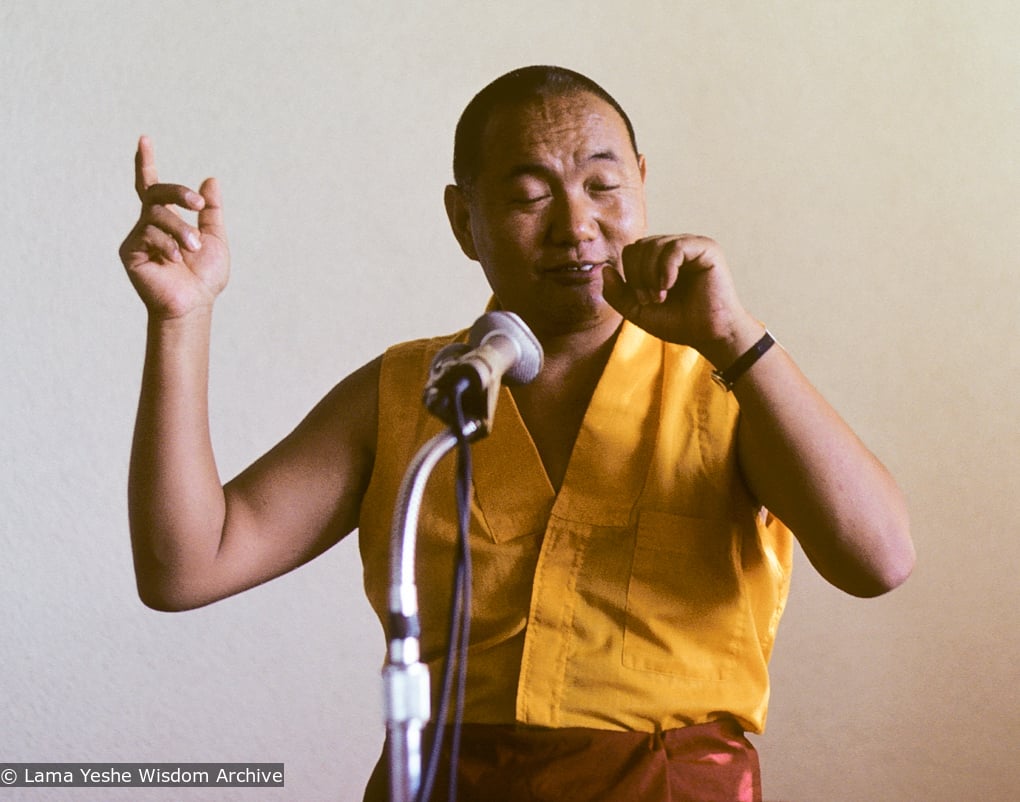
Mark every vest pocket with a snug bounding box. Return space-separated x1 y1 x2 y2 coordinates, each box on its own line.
622 510 750 680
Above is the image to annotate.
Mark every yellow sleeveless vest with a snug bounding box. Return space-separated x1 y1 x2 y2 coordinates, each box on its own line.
359 321 792 734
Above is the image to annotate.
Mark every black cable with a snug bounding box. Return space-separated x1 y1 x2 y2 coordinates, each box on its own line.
417 557 464 802
448 383 474 802
417 380 474 802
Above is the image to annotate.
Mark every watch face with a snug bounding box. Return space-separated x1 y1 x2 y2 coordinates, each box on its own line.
711 371 733 391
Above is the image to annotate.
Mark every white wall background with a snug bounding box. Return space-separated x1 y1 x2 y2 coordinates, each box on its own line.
2 1 1017 800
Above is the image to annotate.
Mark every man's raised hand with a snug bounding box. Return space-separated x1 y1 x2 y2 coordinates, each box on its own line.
119 136 230 320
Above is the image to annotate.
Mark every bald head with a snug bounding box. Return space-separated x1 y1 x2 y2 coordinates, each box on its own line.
452 65 639 191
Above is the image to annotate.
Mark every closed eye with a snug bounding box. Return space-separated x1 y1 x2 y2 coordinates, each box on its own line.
512 193 552 205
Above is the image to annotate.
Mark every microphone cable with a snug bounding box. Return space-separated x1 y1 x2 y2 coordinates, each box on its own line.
417 377 474 802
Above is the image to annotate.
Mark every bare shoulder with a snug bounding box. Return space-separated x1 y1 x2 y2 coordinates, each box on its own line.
295 354 382 456
230 354 383 519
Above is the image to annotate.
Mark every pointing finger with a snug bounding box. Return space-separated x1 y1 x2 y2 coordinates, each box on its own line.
134 136 206 211
134 136 159 199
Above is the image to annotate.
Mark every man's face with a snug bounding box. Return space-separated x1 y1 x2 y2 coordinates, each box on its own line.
447 91 647 338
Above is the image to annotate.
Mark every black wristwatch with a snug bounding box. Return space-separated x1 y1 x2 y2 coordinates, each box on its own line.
711 330 775 391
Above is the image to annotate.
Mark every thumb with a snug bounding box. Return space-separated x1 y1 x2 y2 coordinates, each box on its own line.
197 177 227 241
601 266 642 322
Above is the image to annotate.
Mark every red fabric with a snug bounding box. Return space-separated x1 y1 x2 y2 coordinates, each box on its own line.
363 719 761 802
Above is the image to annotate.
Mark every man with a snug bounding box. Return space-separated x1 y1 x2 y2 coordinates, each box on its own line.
120 66 914 801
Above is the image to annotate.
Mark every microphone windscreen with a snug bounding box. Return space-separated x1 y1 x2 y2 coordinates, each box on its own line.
468 312 544 384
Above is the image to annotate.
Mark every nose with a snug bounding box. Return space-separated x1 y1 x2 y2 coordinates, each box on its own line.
548 189 597 245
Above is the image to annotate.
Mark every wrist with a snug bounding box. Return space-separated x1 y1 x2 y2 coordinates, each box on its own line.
710 329 775 391
699 314 767 372
147 302 214 330
145 306 215 360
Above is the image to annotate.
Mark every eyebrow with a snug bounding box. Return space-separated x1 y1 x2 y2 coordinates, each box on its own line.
502 149 622 181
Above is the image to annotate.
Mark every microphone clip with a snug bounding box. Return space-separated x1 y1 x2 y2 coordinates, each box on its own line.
422 311 544 437
422 343 494 436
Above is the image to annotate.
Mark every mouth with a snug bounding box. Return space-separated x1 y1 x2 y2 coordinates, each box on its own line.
543 260 610 278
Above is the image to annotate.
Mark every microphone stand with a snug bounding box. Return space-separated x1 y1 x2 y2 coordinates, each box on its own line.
383 311 543 802
384 415 481 802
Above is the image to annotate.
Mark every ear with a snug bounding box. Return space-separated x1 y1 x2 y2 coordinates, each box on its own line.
444 184 480 262
632 154 649 237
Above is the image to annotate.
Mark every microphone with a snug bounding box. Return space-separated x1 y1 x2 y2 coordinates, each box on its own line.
423 311 543 434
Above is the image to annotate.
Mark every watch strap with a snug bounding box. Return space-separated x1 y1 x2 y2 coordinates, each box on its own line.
711 330 775 391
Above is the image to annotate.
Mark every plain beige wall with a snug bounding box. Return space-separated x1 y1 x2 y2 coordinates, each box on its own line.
2 1 1017 800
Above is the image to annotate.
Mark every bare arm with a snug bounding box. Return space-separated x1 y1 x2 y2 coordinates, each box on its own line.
121 137 379 611
603 235 915 597
718 317 913 597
